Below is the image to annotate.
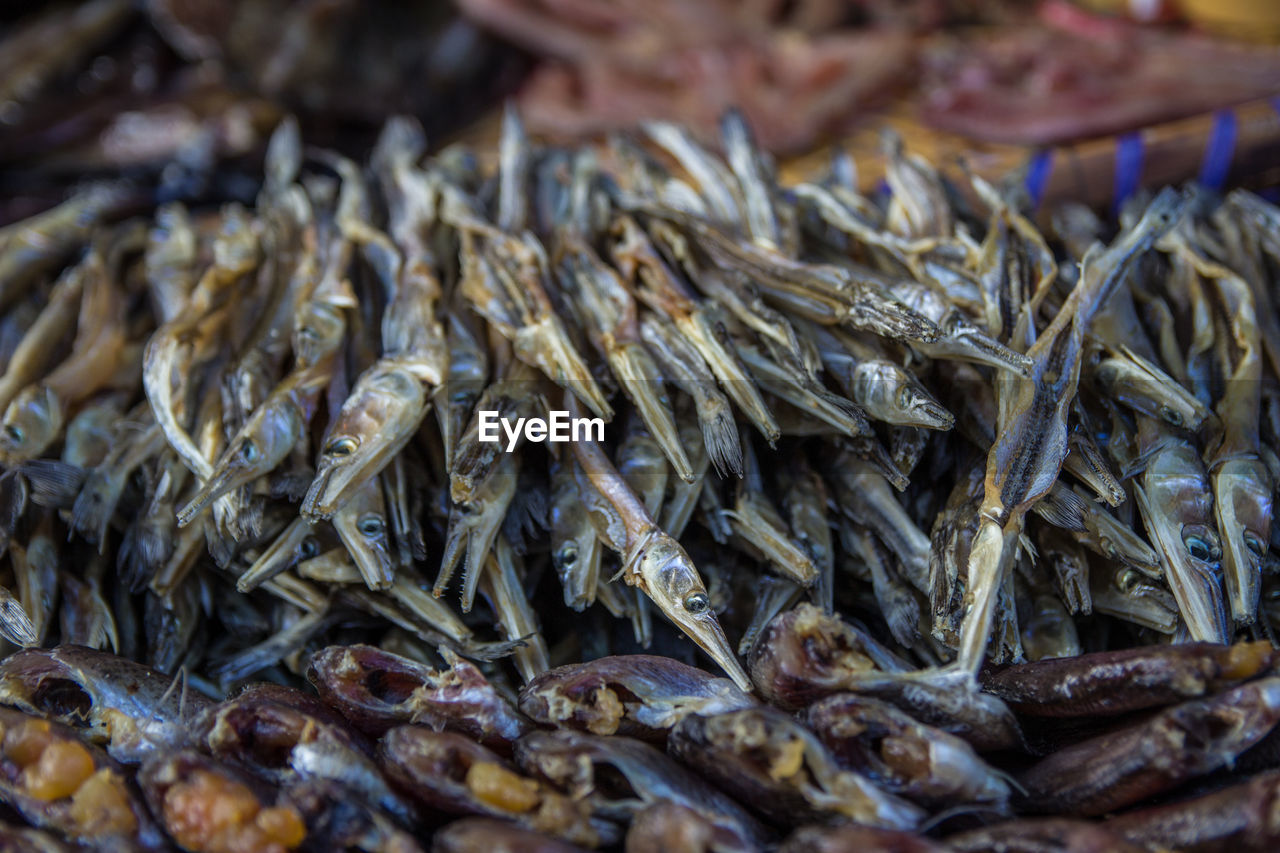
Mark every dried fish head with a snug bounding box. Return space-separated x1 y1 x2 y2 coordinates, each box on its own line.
302 363 427 520
0 385 61 466
629 532 751 693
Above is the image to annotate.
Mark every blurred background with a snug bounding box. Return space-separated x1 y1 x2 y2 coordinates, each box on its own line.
3 0 1280 224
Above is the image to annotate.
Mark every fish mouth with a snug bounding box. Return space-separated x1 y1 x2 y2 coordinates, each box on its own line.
1086 510 1161 577
542 339 614 420
1064 444 1126 507
335 536 394 591
1163 557 1230 643
1134 485 1229 644
459 510 508 612
677 613 754 693
177 465 245 527
303 368 429 521
434 515 472 600
955 330 1034 377
435 492 510 611
559 536 601 611
906 395 955 431
1215 460 1270 625
238 518 313 592
301 460 362 521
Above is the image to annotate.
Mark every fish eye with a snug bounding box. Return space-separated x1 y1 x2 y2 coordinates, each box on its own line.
1116 569 1141 594
1182 528 1220 562
556 542 578 567
1158 405 1183 427
458 501 477 516
897 386 913 408
241 440 258 462
357 515 384 536
325 436 359 457
1185 536 1211 561
2 425 22 444
299 326 317 339
683 592 710 614
1246 533 1268 558
298 537 319 559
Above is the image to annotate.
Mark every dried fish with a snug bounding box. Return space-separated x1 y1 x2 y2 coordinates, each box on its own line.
1016 677 1280 815
0 646 211 763
0 100 1277 850
307 644 530 751
667 706 925 829
518 654 754 742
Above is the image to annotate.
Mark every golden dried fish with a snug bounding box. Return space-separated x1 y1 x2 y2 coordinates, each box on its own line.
955 188 1185 676
568 395 750 691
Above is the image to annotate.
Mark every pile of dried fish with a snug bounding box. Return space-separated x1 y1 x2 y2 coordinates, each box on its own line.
1 105 1280 845
0 639 1277 850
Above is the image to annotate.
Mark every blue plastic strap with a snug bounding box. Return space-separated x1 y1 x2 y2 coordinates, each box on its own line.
1113 132 1144 217
1024 149 1053 210
1198 111 1237 191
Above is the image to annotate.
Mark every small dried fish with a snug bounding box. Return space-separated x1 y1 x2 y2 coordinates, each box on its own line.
518 654 755 742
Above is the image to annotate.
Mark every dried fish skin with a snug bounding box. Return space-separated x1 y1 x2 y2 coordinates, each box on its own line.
980 641 1277 718
191 686 420 830
514 729 770 848
780 824 949 853
378 726 614 847
805 694 1011 809
518 654 755 743
626 800 760 853
667 706 925 830
433 816 592 853
306 644 530 752
0 645 211 764
1015 677 1280 816
747 603 895 710
946 818 1146 853
1103 770 1280 852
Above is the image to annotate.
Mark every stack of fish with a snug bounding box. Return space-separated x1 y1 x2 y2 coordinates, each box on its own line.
0 639 1275 850
0 105 1278 846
